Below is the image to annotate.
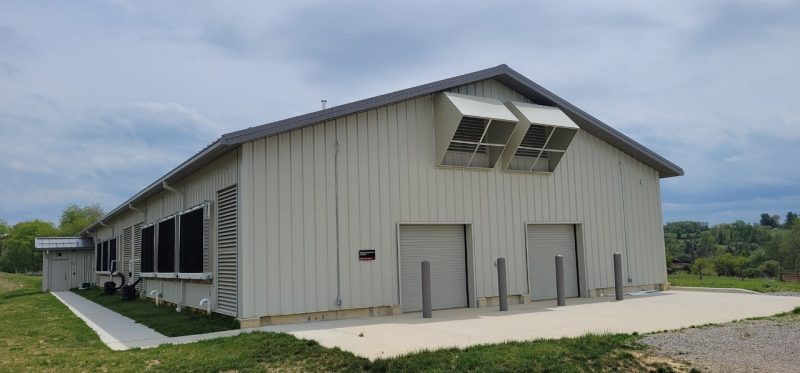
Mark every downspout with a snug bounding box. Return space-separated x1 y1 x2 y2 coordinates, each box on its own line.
618 161 633 283
162 181 186 310
334 139 342 307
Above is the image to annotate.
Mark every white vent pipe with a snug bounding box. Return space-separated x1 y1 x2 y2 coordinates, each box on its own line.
199 298 211 315
150 290 161 306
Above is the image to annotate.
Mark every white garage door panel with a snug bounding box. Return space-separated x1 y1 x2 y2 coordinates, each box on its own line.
528 224 579 300
399 225 467 312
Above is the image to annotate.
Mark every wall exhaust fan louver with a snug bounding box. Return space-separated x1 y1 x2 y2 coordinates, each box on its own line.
434 92 519 168
500 102 580 172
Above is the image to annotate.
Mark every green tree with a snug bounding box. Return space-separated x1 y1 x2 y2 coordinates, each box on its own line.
0 220 58 273
58 203 103 236
0 220 10 257
786 211 798 228
692 257 715 279
757 260 781 278
712 253 740 276
760 213 780 228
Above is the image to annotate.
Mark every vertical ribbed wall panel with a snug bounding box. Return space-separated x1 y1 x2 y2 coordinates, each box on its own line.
238 78 667 318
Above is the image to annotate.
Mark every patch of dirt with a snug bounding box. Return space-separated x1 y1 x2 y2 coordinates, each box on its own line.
144 359 161 370
629 351 694 372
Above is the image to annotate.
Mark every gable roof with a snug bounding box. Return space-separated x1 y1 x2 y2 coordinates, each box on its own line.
82 65 681 235
221 64 683 178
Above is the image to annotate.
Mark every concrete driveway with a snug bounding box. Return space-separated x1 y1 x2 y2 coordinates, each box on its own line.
255 290 800 359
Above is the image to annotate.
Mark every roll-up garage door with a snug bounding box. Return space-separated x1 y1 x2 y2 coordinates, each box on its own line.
399 225 468 312
527 224 579 300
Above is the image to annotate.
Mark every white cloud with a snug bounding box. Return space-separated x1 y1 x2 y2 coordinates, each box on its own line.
0 0 798 225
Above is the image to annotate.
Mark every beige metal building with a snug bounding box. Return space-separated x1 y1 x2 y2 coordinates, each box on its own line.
77 65 682 326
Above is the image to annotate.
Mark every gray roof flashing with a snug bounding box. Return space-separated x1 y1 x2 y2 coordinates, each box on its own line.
83 64 682 236
34 237 95 251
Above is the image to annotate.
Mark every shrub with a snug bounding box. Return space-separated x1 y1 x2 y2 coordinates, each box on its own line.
692 258 715 279
757 260 781 278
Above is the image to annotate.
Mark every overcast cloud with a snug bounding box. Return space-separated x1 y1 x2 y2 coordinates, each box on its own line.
1 0 798 225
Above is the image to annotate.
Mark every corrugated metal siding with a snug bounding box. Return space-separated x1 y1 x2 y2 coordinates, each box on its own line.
239 78 666 318
92 150 240 313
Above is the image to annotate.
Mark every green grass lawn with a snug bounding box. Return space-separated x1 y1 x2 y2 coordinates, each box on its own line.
71 287 239 336
669 273 800 293
1 272 677 372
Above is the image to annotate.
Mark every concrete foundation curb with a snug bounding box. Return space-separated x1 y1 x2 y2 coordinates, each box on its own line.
670 286 763 295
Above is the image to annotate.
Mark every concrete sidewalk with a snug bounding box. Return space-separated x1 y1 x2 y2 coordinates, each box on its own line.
51 291 171 350
55 290 800 359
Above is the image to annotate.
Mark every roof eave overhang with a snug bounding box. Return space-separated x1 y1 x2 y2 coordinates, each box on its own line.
80 139 233 236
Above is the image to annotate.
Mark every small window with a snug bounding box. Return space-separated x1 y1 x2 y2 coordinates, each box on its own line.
141 225 155 272
109 238 117 272
101 241 109 271
179 207 206 273
95 242 102 271
157 217 175 273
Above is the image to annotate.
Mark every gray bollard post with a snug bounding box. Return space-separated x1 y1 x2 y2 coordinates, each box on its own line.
422 261 432 318
614 253 624 301
555 255 565 306
497 257 508 311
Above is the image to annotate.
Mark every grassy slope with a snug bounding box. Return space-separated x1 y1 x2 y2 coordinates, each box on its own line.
71 287 239 336
669 273 800 293
1 273 671 372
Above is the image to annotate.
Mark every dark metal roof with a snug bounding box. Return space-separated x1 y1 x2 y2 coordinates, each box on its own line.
222 64 683 178
81 64 682 236
34 237 94 251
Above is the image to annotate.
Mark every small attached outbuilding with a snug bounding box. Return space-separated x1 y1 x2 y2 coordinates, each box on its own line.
36 237 95 292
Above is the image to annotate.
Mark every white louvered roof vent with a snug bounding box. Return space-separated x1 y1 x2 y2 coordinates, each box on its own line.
500 102 580 172
434 92 518 168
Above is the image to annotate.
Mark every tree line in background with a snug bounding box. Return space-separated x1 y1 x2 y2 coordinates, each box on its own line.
0 204 103 273
665 211 800 279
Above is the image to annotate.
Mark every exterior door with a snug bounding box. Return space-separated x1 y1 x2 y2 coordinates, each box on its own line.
399 224 468 312
49 259 70 291
527 224 579 300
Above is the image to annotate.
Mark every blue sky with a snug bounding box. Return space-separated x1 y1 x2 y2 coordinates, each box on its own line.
1 1 798 226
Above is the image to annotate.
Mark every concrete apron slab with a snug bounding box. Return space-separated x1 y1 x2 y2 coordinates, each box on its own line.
51 291 170 350
252 290 800 360
54 290 800 359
